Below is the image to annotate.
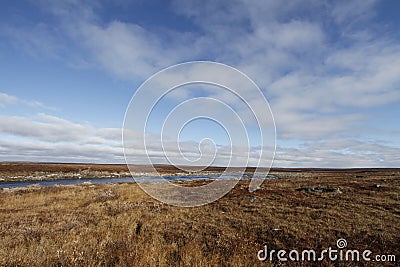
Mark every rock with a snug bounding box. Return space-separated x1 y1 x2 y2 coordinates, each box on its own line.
331 188 342 193
297 186 342 193
252 186 263 192
244 196 259 203
269 228 281 232
297 186 314 192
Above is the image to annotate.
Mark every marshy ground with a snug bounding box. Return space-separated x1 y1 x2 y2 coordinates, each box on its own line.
0 164 399 266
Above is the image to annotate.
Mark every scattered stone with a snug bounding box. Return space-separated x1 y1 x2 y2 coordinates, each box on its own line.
297 186 342 193
297 186 314 192
269 228 281 232
244 196 259 203
95 189 120 202
372 184 381 188
252 186 263 192
331 188 342 193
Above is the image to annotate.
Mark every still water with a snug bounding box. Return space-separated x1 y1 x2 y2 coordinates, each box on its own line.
0 174 276 189
0 175 215 189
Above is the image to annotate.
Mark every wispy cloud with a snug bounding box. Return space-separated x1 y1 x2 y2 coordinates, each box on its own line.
0 92 51 110
0 92 18 107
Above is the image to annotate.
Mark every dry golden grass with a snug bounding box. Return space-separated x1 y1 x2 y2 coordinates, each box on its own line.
0 170 399 266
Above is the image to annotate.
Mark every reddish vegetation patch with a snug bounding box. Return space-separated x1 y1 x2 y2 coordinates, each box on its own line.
0 165 399 266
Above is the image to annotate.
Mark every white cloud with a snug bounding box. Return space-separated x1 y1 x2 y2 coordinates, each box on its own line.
0 92 18 105
0 139 124 163
330 0 378 25
0 111 397 167
0 113 124 163
79 21 169 79
274 139 400 168
0 92 50 110
0 113 268 166
0 114 90 142
1 1 399 166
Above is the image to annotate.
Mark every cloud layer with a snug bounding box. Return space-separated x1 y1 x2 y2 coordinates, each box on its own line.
1 0 399 167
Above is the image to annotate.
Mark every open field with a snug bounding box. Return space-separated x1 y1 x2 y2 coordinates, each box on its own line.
1 162 398 182
0 165 399 266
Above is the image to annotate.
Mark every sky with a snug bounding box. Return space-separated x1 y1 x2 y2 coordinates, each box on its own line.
0 0 399 167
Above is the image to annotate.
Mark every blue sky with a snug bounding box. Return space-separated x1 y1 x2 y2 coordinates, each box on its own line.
0 0 399 167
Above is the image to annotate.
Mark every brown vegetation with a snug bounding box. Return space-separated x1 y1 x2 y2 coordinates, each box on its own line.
0 167 399 266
